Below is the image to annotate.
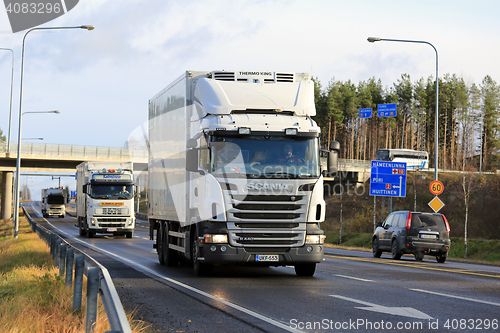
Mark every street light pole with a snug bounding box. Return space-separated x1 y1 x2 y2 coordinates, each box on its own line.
0 48 14 152
367 37 439 181
13 25 94 238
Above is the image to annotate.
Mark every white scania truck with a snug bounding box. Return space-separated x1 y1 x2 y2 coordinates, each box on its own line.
148 70 339 276
76 161 136 238
41 188 66 218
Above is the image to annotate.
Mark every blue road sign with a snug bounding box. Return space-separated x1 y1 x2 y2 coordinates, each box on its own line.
377 103 397 117
370 160 407 197
359 108 372 118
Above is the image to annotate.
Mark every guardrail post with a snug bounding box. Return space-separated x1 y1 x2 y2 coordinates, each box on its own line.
59 243 67 276
50 234 56 257
65 248 74 287
54 238 61 267
73 254 85 311
85 267 99 333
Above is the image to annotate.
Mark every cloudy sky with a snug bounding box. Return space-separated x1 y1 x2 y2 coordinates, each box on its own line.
0 0 499 198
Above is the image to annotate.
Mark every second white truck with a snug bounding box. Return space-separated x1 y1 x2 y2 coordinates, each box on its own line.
76 162 136 238
41 188 66 218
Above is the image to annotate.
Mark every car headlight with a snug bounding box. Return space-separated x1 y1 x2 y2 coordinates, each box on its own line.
306 235 326 245
204 234 228 244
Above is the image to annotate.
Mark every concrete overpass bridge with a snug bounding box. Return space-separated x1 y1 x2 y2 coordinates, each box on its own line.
0 142 148 220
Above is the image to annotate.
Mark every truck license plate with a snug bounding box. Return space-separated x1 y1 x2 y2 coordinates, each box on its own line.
256 255 279 262
107 228 117 232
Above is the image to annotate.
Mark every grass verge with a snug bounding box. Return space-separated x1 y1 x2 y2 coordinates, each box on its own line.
0 216 151 333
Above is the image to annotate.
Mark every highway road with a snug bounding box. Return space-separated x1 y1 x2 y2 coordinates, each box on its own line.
24 203 500 333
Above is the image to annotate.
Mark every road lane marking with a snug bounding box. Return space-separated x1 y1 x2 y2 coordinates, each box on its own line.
330 295 433 320
334 274 375 282
410 288 500 307
325 254 500 279
35 211 304 333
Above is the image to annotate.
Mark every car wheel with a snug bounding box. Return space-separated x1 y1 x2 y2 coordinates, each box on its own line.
372 238 382 258
414 251 424 261
436 254 446 263
391 240 402 260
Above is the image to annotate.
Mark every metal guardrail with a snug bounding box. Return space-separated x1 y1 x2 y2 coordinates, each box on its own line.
135 212 147 220
2 142 148 160
23 206 132 333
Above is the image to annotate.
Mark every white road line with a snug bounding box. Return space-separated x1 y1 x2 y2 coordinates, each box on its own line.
410 288 500 307
335 274 375 282
34 210 303 333
330 295 433 320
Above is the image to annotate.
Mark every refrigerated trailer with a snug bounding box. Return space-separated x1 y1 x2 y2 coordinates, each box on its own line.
148 70 339 276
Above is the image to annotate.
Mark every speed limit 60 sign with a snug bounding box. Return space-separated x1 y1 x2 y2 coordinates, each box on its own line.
430 180 444 195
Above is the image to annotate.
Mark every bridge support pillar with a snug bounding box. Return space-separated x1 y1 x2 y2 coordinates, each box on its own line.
1 171 13 220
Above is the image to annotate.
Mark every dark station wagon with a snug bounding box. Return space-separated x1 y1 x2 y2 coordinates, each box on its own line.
372 211 451 263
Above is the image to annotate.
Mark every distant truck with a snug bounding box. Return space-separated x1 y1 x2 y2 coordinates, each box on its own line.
76 161 136 238
148 70 339 276
41 188 66 218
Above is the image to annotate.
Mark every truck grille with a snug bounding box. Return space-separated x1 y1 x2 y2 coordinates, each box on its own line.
97 218 127 228
229 195 305 220
226 193 307 247
228 222 305 247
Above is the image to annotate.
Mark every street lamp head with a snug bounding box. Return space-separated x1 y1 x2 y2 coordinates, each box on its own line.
50 110 61 114
80 25 95 30
367 37 381 43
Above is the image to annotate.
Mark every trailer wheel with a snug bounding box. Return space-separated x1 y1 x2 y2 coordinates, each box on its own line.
294 263 316 276
192 230 212 276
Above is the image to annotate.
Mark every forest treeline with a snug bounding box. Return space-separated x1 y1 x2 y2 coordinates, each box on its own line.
312 74 500 171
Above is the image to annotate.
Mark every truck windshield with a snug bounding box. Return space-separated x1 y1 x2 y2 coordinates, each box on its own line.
89 184 134 199
47 194 65 204
210 136 320 178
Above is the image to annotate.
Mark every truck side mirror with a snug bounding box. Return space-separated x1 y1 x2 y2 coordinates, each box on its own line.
186 149 205 175
82 185 87 194
329 141 340 152
327 150 338 176
326 141 340 176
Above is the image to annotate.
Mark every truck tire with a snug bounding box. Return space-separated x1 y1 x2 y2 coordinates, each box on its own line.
294 263 316 276
192 229 212 276
157 222 166 265
126 231 133 239
161 222 178 267
78 218 85 236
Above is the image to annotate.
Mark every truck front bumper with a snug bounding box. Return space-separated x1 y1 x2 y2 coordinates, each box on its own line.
201 244 324 265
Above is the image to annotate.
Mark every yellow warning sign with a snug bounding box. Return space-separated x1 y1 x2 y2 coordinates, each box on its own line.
428 196 444 213
100 202 124 206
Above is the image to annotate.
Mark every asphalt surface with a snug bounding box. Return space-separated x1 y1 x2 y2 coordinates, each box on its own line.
24 203 500 333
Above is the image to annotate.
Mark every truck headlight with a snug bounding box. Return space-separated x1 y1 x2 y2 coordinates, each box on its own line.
306 235 326 245
204 234 228 244
90 218 96 226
